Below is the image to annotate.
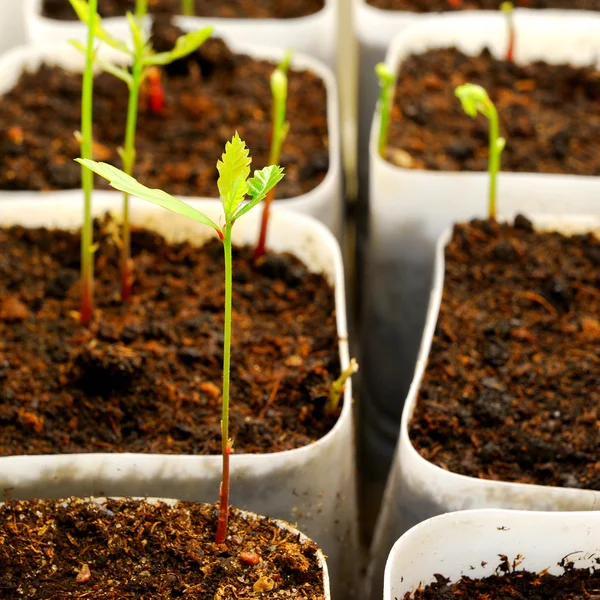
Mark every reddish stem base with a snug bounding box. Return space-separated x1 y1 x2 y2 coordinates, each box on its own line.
80 278 93 326
121 259 133 302
215 445 231 543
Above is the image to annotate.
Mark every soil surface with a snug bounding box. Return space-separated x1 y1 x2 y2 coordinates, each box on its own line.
385 47 600 175
409 216 600 489
0 498 325 599
0 24 329 198
0 218 341 456
43 0 325 19
405 556 600 600
368 0 600 11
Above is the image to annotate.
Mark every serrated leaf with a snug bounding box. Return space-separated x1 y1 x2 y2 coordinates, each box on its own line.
75 159 220 231
144 26 213 67
217 133 252 217
232 165 285 221
68 0 129 53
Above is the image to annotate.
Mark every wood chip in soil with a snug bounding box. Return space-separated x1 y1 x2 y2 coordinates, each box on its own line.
404 556 600 600
0 23 329 199
367 0 600 11
385 47 600 174
42 0 325 19
0 216 341 456
0 498 325 599
409 216 600 490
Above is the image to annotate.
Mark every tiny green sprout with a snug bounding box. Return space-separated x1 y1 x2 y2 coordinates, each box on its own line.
326 359 359 413
254 52 292 260
375 62 396 159
181 0 195 16
500 2 515 62
76 133 284 543
70 0 212 302
455 83 506 220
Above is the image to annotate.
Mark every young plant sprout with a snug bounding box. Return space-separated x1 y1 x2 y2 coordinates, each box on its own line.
69 0 212 301
501 2 515 62
181 0 195 16
254 51 292 260
455 83 506 220
326 359 359 413
375 62 396 159
76 133 284 543
73 0 98 326
135 0 148 18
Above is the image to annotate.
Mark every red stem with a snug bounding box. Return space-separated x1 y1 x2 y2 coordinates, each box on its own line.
215 444 231 543
447 0 462 7
253 188 275 260
80 275 93 326
506 23 515 62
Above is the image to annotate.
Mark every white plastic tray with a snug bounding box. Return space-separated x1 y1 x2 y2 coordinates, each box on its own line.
360 12 600 486
384 509 600 600
367 215 600 600
0 40 342 238
23 0 338 67
0 195 358 600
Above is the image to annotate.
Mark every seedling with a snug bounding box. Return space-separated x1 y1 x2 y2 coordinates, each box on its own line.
135 0 148 18
501 2 515 62
455 83 506 220
254 51 292 260
326 359 359 413
375 63 395 159
181 0 195 16
76 133 284 543
69 0 212 301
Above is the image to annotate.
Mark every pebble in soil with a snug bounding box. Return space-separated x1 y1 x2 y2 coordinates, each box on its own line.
0 216 341 456
409 216 600 490
368 0 600 12
0 498 325 599
385 47 600 175
0 23 329 199
42 0 325 19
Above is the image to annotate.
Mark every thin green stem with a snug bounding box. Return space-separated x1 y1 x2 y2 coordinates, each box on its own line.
181 0 195 15
120 52 144 301
135 0 148 18
487 101 500 221
79 0 98 326
375 63 395 159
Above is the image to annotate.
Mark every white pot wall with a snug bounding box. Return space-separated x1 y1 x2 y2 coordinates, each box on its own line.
0 0 26 57
0 195 358 600
367 215 600 600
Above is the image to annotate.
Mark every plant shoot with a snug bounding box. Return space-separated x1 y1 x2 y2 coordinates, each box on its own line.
375 62 395 159
326 359 359 413
181 0 195 15
254 53 292 259
77 133 284 543
70 0 212 301
501 2 515 62
68 0 98 325
135 0 148 18
455 83 505 220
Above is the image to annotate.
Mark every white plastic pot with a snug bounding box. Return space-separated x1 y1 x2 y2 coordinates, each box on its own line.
360 12 600 488
1 497 331 599
0 0 26 57
0 195 358 600
383 509 600 600
23 0 338 68
367 215 600 600
0 41 342 238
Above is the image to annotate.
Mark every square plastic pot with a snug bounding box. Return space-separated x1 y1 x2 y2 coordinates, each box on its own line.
23 0 338 68
383 509 600 600
359 12 600 488
0 194 358 600
367 215 600 600
0 41 342 238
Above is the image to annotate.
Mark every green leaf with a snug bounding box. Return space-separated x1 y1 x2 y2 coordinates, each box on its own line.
232 165 285 221
75 159 220 232
144 26 213 66
375 62 395 88
126 11 145 53
455 83 492 120
217 132 252 217
277 49 293 75
97 60 133 87
68 0 129 53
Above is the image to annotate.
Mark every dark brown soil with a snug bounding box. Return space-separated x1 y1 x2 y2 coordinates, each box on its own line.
404 556 600 600
0 498 325 599
42 0 325 19
0 25 329 198
0 217 341 456
368 0 600 11
409 216 600 489
385 47 600 175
